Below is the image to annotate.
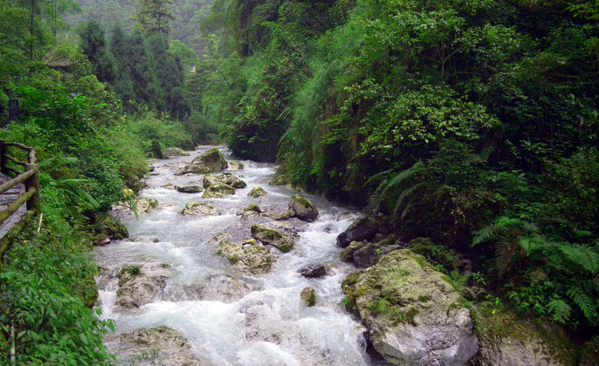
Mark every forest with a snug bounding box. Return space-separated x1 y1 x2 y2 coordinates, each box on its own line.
1 0 598 364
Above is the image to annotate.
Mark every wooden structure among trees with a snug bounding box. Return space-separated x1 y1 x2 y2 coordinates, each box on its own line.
0 140 40 258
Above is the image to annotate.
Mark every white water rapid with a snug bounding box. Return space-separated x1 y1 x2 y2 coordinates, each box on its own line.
95 146 389 366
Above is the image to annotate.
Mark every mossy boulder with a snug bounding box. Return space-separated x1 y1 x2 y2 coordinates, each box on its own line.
337 216 378 248
288 194 319 222
137 198 159 214
247 186 267 198
203 173 247 189
251 224 294 252
298 264 327 278
179 201 220 216
270 170 289 185
202 183 235 198
106 326 210 366
300 287 316 307
264 209 295 220
175 148 228 175
342 249 477 366
95 215 129 240
116 262 171 309
175 185 203 193
164 147 190 157
216 240 273 275
236 203 262 221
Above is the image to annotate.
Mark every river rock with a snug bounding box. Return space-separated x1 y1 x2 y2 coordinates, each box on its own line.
176 185 203 193
473 310 575 366
264 208 295 220
164 147 190 157
137 197 159 214
336 216 378 248
237 203 262 221
247 186 267 198
340 235 402 268
117 262 171 309
106 326 209 366
298 264 327 278
251 224 294 252
228 160 244 170
216 240 273 275
179 201 221 216
288 194 319 222
203 172 247 189
202 183 235 198
300 287 316 306
342 249 477 366
175 148 228 175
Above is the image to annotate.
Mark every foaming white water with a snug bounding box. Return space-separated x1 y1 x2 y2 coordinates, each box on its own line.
96 146 381 366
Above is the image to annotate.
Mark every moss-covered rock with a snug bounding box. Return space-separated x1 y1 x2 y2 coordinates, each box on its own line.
164 147 190 157
175 148 228 175
342 249 477 366
137 198 159 214
270 170 289 185
407 237 463 274
116 262 171 309
203 172 247 189
216 240 273 275
202 183 235 198
251 224 294 252
264 209 295 220
336 216 378 248
340 235 402 268
473 309 576 366
300 287 316 307
228 160 244 170
179 201 220 216
247 186 267 198
95 215 129 240
175 185 203 193
288 194 319 222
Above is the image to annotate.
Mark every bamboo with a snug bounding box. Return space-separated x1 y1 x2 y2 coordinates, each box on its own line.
0 187 36 225
0 169 36 194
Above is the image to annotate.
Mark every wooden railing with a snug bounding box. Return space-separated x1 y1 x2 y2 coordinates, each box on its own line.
0 140 40 226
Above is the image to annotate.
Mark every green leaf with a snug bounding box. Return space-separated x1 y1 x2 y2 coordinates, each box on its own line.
558 243 599 273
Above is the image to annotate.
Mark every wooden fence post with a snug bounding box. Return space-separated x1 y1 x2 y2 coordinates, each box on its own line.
25 149 40 213
0 142 7 175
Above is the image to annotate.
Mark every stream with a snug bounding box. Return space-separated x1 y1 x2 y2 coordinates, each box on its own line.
95 146 388 366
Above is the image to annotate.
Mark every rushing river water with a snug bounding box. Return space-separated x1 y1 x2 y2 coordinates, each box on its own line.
95 146 389 366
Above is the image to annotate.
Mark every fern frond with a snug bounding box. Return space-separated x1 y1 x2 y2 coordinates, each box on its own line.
558 243 599 274
471 225 496 247
392 182 424 217
547 299 571 324
369 161 424 212
567 287 597 321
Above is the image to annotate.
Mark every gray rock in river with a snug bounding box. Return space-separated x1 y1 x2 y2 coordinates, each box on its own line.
116 262 171 309
179 201 220 216
298 264 328 278
215 236 273 275
342 249 478 366
105 326 210 366
264 208 295 220
336 215 378 248
340 235 403 268
164 147 190 157
137 197 159 214
247 186 267 198
228 160 244 170
176 185 203 193
203 172 247 189
251 223 295 253
202 183 236 198
288 194 319 222
175 148 228 175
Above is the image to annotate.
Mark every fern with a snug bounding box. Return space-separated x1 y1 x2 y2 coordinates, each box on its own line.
471 216 520 247
547 298 571 324
369 161 425 212
558 243 599 274
567 287 598 321
392 182 424 217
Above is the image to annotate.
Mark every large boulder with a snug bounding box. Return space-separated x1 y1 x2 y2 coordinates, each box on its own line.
228 160 244 170
336 216 378 248
251 224 294 253
116 262 171 309
298 264 327 278
175 148 228 175
164 147 190 157
216 240 273 275
473 310 575 366
342 249 477 366
247 186 267 198
105 326 210 366
264 209 295 220
236 203 262 221
179 201 220 216
202 183 235 198
203 172 247 189
288 194 319 222
95 215 128 240
137 197 159 214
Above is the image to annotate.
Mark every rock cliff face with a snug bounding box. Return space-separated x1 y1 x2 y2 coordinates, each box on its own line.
342 249 478 366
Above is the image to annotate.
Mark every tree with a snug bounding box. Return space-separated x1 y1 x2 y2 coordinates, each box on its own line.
77 20 115 83
132 0 174 36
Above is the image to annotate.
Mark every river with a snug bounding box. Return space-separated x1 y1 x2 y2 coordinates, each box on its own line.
95 146 389 366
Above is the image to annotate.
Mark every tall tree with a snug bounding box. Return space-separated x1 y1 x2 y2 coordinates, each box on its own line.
132 0 174 36
78 20 115 83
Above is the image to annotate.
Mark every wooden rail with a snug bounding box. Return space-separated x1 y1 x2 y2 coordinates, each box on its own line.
0 140 40 226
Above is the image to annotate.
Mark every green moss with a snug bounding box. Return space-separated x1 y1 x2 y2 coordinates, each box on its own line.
418 296 430 302
227 255 240 264
280 244 291 253
343 272 361 288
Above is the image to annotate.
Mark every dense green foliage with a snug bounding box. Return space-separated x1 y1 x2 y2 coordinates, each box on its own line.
198 0 599 341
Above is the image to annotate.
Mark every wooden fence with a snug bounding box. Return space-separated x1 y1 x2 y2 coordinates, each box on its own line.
0 140 40 260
